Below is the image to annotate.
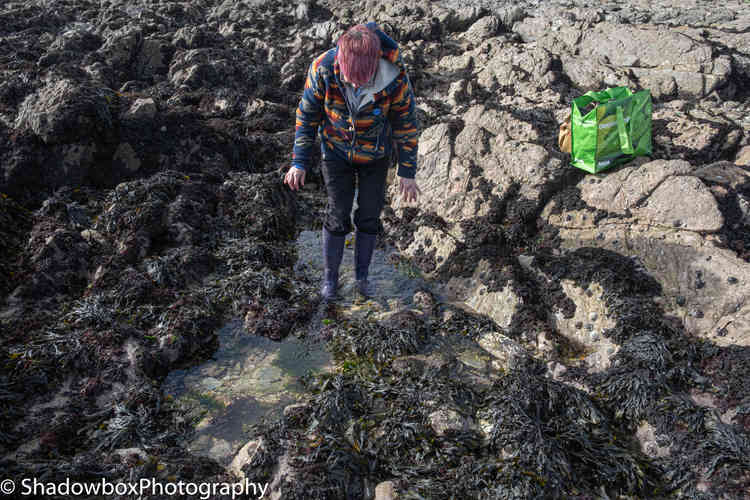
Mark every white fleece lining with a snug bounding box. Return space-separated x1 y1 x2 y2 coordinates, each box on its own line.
352 58 400 111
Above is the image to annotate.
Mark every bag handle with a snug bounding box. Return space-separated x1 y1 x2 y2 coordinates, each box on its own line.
616 106 634 155
574 87 634 110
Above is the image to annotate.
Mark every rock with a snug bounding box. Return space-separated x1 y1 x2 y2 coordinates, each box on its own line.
558 52 637 91
50 23 102 53
80 229 107 246
391 104 562 235
586 24 727 98
476 331 529 372
544 204 750 348
282 403 308 426
390 123 455 217
462 104 539 142
97 25 144 84
113 447 150 463
552 280 619 373
546 360 567 381
294 1 310 21
653 104 740 163
229 438 264 479
464 281 521 330
703 27 750 83
461 16 500 45
412 290 437 311
580 159 693 215
736 146 750 166
112 142 141 174
474 44 556 96
267 452 294 500
375 481 398 500
444 6 486 32
517 13 733 98
168 48 255 92
126 98 157 120
428 408 475 436
303 20 338 45
577 159 723 231
635 421 671 459
446 80 467 107
172 26 217 50
401 226 457 277
137 39 171 80
441 258 522 329
14 79 112 144
498 6 525 29
692 161 750 191
633 175 723 232
392 353 448 376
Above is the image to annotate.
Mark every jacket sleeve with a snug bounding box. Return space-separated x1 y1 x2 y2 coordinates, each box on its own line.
291 55 326 171
388 72 419 179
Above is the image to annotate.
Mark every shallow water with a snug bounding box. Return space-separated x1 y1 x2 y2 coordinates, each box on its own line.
293 229 428 315
163 230 431 464
162 321 333 464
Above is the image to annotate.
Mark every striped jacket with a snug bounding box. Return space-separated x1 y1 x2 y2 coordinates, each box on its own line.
291 23 419 178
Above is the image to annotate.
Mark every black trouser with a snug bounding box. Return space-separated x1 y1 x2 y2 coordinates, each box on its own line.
320 154 390 236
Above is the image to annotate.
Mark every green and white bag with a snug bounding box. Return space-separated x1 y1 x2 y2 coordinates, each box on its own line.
570 87 652 173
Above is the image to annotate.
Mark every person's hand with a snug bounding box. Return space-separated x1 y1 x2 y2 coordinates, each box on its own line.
284 166 306 191
399 177 421 203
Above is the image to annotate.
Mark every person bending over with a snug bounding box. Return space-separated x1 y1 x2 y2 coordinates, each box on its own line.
284 22 420 300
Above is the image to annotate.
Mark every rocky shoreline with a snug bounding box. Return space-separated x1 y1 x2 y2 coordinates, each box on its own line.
1 0 749 498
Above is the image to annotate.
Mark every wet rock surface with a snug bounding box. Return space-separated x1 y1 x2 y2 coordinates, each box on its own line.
2 0 750 498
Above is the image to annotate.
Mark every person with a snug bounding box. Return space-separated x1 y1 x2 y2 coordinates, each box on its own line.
284 22 420 300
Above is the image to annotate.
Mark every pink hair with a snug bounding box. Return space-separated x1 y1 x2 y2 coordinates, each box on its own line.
336 24 381 86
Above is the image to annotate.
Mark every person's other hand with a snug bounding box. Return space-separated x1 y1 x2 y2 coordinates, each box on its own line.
399 177 421 203
284 166 306 191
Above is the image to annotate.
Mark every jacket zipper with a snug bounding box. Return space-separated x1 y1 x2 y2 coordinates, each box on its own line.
347 97 356 163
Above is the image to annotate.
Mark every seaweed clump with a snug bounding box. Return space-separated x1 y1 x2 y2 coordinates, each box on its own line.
0 162 313 490
242 306 662 499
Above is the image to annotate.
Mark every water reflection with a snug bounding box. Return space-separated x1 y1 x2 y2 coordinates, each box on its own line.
163 321 332 464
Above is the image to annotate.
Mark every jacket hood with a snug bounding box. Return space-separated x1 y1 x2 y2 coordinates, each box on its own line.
331 22 406 96
365 22 402 68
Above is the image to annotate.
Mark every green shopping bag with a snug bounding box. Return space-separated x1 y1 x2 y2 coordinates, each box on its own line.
570 87 652 173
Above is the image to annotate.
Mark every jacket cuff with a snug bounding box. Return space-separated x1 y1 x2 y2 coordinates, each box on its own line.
291 163 306 171
397 164 416 179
